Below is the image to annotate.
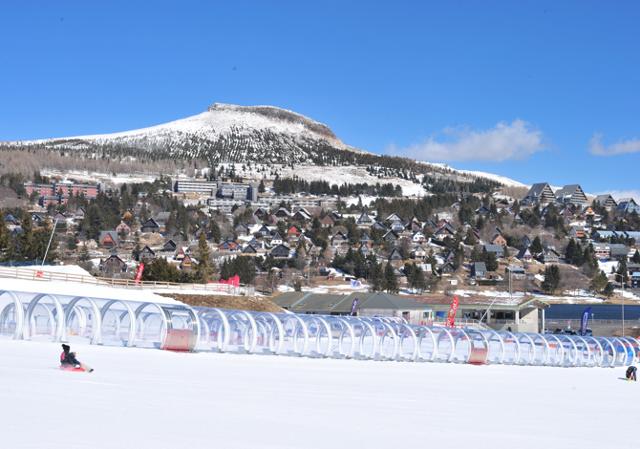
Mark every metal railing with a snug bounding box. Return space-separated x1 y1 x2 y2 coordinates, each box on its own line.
0 266 255 296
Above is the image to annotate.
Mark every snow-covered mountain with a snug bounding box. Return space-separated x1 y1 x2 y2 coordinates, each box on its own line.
3 102 527 190
11 103 365 165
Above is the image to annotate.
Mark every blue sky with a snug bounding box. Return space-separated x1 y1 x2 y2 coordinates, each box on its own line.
1 1 639 196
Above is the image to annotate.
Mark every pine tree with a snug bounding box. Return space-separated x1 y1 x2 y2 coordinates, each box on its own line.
589 270 608 293
209 220 221 243
541 265 560 293
196 233 212 283
383 262 398 293
617 258 629 284
463 229 477 246
470 246 483 262
603 282 615 297
0 214 9 255
530 236 543 255
79 243 90 262
367 260 383 291
409 264 426 292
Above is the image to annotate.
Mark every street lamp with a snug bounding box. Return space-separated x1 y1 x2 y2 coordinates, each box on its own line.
616 272 626 337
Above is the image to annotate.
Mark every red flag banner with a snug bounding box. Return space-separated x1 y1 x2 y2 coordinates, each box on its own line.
135 263 145 284
219 274 240 287
446 296 459 328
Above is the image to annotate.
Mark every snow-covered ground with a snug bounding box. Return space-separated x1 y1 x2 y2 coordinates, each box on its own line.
1 339 637 449
41 169 158 186
279 165 428 197
0 277 185 306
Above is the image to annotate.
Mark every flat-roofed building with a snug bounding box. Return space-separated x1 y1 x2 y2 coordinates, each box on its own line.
174 179 217 195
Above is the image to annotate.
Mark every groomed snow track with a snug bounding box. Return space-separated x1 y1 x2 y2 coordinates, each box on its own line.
1 288 637 367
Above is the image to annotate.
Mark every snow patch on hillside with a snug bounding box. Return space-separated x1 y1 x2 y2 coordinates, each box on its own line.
279 165 428 197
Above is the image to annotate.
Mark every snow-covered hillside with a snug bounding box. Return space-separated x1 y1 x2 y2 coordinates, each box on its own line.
1 339 636 449
11 103 364 165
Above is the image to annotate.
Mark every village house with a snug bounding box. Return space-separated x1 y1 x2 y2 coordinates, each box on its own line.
98 231 119 249
100 254 127 275
140 218 160 233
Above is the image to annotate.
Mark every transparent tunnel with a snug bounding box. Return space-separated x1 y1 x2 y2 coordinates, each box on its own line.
1 287 637 368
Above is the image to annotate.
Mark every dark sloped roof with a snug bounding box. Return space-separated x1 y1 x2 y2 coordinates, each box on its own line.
273 292 427 314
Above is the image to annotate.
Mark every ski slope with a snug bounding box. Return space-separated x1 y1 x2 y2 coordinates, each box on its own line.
1 339 637 449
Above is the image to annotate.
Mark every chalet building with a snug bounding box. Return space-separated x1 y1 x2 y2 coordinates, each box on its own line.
471 262 487 279
140 218 160 233
175 247 190 261
218 240 239 252
139 246 156 262
287 225 302 238
270 232 284 246
330 231 348 247
389 221 405 233
292 209 311 222
609 244 630 261
3 213 19 226
440 262 456 275
319 215 335 228
388 247 404 262
385 213 404 223
31 213 46 226
433 223 455 241
383 230 398 243
516 247 533 262
256 224 271 237
568 226 587 239
408 218 423 232
358 243 371 256
617 198 640 215
162 239 177 252
274 208 291 219
356 212 374 227
483 244 505 258
253 207 269 219
360 232 373 247
412 231 426 243
592 243 612 260
242 243 259 254
98 231 119 249
522 183 556 206
100 254 127 275
539 247 560 264
410 246 427 260
115 221 131 236
180 254 195 271
491 234 507 246
594 194 617 211
555 184 588 206
372 221 388 232
270 244 291 259
234 223 250 236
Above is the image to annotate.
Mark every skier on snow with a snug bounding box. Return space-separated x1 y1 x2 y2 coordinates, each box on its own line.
60 344 93 372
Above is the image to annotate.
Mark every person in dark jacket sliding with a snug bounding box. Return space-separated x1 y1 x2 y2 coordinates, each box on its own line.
625 366 637 381
60 344 93 372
